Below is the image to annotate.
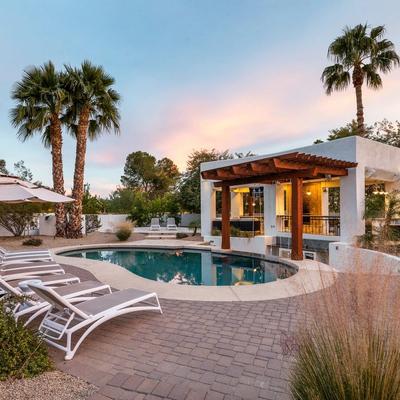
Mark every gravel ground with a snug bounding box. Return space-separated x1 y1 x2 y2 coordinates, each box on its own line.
0 231 146 251
0 231 202 251
0 371 97 400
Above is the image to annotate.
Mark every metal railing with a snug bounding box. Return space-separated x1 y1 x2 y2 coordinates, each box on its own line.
277 215 340 236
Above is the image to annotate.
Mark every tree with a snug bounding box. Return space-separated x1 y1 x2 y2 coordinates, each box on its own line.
13 161 33 182
121 152 180 197
82 184 105 214
322 24 399 135
104 187 136 214
314 119 400 147
64 61 120 238
369 119 400 147
0 160 8 175
128 192 180 226
10 61 67 236
178 149 232 213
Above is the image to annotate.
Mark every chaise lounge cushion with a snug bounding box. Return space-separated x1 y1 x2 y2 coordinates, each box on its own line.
75 288 154 316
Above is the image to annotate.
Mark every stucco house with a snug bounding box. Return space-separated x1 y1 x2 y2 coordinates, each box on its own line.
200 136 400 262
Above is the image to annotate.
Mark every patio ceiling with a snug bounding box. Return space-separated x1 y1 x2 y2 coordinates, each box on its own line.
201 152 358 187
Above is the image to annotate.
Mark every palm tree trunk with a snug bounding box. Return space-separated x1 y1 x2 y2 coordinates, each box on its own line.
68 107 90 238
353 66 365 136
50 115 66 237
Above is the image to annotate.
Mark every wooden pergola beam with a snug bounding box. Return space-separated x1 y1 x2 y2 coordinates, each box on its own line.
291 176 303 260
221 185 231 249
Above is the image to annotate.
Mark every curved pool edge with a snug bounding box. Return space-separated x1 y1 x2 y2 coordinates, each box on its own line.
51 239 336 302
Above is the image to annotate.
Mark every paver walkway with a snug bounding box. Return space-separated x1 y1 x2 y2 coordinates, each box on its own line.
54 266 305 400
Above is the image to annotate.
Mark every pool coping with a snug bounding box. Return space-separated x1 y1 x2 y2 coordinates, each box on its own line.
52 239 336 302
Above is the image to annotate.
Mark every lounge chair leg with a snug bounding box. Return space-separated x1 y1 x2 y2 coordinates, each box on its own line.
155 295 163 314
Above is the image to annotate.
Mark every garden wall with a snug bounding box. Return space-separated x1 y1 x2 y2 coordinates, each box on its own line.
329 242 400 274
203 235 273 255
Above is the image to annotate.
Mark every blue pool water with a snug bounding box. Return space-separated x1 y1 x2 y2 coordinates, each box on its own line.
62 248 296 286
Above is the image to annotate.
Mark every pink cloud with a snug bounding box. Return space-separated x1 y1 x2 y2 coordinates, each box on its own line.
143 66 400 169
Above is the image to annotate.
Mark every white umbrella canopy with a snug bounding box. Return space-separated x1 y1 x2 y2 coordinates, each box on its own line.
0 175 74 204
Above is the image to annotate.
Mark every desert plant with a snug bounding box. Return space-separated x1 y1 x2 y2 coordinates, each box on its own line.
115 222 132 241
0 296 53 380
176 232 189 239
0 204 40 236
85 214 102 235
290 261 400 400
188 219 200 236
22 238 43 246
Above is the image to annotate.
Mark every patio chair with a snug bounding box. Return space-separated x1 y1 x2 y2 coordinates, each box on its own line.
1 278 111 327
150 218 161 230
0 262 65 281
28 282 162 360
166 218 178 230
0 247 53 263
0 246 51 258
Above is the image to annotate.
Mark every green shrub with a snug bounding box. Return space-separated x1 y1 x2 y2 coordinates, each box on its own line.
0 296 53 380
176 232 188 239
22 238 43 246
290 264 400 400
211 228 221 236
115 222 132 241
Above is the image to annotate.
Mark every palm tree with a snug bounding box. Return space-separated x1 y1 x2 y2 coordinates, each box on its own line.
64 61 120 238
10 61 67 237
322 24 399 135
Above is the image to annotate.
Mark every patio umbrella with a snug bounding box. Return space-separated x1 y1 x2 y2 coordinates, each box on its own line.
0 175 74 204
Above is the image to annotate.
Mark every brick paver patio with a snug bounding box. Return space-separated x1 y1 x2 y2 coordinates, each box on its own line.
54 266 304 400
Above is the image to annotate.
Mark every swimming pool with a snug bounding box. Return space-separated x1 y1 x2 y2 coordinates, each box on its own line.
62 248 297 287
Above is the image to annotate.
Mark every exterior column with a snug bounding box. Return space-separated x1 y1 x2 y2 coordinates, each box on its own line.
340 167 365 243
221 185 231 250
263 184 277 236
201 179 216 237
291 177 303 260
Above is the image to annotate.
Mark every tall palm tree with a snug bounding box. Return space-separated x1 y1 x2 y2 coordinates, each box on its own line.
64 61 120 238
10 61 67 236
322 24 399 135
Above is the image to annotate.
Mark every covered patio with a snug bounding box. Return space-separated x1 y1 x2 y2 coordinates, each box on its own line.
201 152 357 260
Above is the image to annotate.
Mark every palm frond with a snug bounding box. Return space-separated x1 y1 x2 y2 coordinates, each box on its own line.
321 64 350 94
363 64 383 89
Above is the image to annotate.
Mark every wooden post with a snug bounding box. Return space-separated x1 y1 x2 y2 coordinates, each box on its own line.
221 185 231 250
291 177 303 260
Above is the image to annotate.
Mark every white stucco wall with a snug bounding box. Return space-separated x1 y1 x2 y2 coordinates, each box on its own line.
203 235 273 255
329 242 400 274
98 214 128 232
38 214 57 236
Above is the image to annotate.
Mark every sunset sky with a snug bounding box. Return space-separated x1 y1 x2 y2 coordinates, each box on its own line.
1 0 400 195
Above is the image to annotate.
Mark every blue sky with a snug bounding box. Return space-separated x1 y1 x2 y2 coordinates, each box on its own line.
1 0 399 195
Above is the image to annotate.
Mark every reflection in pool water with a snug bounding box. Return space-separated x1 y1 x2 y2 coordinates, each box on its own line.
62 248 296 287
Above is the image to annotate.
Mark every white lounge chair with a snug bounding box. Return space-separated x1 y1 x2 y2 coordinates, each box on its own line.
0 262 65 281
28 282 162 360
0 246 51 258
0 248 53 263
1 278 111 327
150 218 161 230
166 218 178 230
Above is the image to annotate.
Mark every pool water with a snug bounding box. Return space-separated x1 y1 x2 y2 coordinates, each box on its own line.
62 248 296 286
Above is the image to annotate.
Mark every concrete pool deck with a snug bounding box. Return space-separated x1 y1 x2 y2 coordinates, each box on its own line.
53 240 336 302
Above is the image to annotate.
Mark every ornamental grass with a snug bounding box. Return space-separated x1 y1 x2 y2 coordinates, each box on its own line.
290 259 400 400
